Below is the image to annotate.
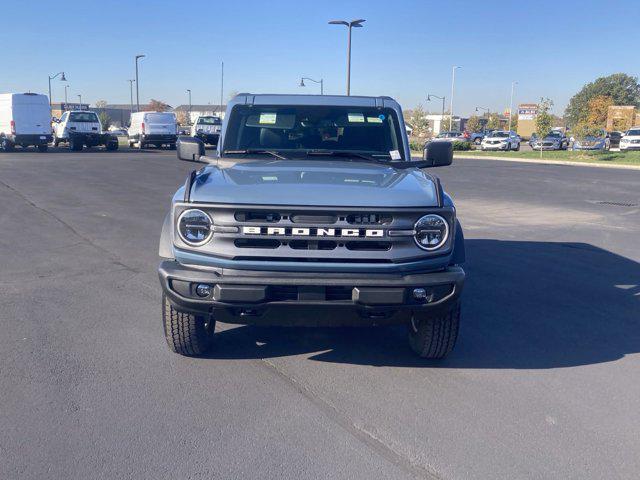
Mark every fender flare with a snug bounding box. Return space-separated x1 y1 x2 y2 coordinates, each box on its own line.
158 212 174 259
450 219 465 265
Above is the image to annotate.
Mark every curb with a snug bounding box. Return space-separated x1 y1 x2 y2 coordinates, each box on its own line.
452 154 640 171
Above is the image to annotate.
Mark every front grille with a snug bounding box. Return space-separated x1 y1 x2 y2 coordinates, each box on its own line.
175 205 454 264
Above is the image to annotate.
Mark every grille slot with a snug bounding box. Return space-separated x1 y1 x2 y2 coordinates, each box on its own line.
326 286 352 301
346 241 392 251
347 213 392 225
235 238 280 249
291 214 338 224
289 240 337 250
235 211 281 222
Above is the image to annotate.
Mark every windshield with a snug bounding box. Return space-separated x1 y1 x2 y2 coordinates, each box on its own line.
491 131 509 138
145 112 176 124
223 105 404 159
546 132 562 138
69 112 99 122
627 129 640 136
197 116 222 125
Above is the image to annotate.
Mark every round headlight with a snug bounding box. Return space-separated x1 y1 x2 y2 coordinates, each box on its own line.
177 209 213 246
414 214 449 251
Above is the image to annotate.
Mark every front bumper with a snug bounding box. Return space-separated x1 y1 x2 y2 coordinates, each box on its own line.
11 134 51 146
481 143 509 150
159 260 465 325
620 144 640 150
141 134 177 144
194 133 220 144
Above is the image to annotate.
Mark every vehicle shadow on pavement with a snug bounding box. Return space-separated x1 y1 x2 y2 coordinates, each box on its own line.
205 240 640 369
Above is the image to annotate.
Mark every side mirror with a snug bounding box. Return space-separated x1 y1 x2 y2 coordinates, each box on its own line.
421 140 453 167
177 136 205 162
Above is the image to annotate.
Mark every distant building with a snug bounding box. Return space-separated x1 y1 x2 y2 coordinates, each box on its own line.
173 104 227 124
427 114 462 135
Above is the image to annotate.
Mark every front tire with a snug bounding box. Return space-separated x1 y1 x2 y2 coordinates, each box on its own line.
408 301 460 358
69 137 83 151
37 144 48 153
162 294 214 356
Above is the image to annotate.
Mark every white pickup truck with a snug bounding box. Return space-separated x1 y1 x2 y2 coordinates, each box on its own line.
52 110 118 151
190 115 222 146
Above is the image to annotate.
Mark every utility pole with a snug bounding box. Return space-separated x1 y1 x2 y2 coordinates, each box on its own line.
135 54 146 112
449 66 461 131
220 61 224 117
508 81 518 132
128 79 135 116
186 89 192 123
64 84 69 104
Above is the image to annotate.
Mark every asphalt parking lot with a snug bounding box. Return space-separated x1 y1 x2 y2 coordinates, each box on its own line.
1 148 639 479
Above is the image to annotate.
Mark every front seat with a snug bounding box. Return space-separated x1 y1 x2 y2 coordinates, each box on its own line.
260 128 283 148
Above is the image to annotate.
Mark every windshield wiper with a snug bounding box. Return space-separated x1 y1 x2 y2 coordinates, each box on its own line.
304 150 391 163
224 149 289 160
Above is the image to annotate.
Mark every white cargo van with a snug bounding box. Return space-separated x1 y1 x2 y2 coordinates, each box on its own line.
128 111 177 149
0 93 52 152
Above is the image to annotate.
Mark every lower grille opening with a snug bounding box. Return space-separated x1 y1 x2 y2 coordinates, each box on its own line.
290 214 338 224
346 241 392 251
234 256 393 263
326 286 352 301
347 213 392 225
235 238 280 249
289 240 337 250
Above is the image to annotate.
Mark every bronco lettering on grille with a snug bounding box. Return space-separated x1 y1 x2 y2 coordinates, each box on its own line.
242 226 384 238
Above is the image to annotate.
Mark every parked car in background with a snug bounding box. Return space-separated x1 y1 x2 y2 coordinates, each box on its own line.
530 130 568 150
108 126 129 136
128 111 178 149
608 131 623 149
432 131 467 142
0 92 52 152
480 130 520 151
619 128 640 151
571 132 610 151
190 115 222 146
52 110 118 151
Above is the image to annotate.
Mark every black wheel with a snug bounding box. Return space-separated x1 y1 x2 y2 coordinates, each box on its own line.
169 143 176 150
52 137 59 147
408 300 460 358
37 144 48 153
162 294 214 356
1 138 15 152
105 140 118 151
474 138 482 145
514 142 520 151
69 138 83 151
137 139 145 149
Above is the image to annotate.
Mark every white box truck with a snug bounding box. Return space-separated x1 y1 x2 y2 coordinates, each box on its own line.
128 111 177 149
0 93 52 152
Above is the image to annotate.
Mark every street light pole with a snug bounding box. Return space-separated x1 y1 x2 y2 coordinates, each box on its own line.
449 66 461 131
299 77 324 95
135 54 146 112
508 81 518 132
220 60 224 117
47 71 67 108
77 94 82 105
427 94 446 134
329 19 365 96
186 89 192 123
128 79 135 116
64 85 69 104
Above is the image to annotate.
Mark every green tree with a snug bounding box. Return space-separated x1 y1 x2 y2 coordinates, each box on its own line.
535 98 554 156
466 115 483 133
98 111 112 130
95 100 108 108
564 73 640 127
148 99 170 112
408 104 429 137
486 113 501 130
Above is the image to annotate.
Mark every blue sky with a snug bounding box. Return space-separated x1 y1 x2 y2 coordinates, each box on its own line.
2 0 639 116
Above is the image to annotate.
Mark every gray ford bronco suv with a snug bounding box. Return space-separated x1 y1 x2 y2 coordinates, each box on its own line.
159 94 465 358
